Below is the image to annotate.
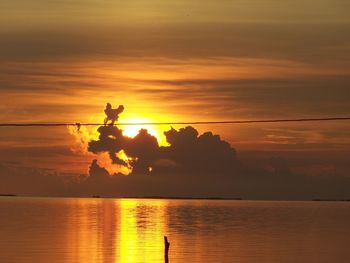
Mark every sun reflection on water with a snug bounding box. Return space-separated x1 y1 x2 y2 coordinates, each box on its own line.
117 199 167 263
3 198 350 263
65 198 168 263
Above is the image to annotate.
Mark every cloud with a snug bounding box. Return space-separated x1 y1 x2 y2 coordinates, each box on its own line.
1 58 348 128
160 126 237 175
78 107 350 200
1 21 349 66
0 104 349 199
0 163 69 196
87 121 238 177
88 125 159 173
1 135 350 199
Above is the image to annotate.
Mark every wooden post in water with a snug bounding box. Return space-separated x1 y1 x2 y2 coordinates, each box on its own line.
164 236 170 263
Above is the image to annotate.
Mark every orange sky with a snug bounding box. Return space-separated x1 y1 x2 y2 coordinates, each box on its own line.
0 0 349 179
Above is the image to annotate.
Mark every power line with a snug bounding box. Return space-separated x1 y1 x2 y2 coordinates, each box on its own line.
0 117 349 127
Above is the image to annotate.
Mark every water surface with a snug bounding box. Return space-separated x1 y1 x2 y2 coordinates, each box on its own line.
1 197 350 263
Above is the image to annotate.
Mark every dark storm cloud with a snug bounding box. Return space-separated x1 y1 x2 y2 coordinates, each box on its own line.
81 124 240 197
88 124 237 175
161 126 237 174
88 125 160 173
79 115 350 199
1 124 350 199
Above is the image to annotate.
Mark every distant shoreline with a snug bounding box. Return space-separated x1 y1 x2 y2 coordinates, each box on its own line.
122 196 243 200
90 195 242 200
1 195 350 202
312 198 350 202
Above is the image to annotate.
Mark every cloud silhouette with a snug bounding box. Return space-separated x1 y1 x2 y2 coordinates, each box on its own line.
88 125 128 166
1 153 350 200
87 118 238 177
79 105 245 197
159 126 237 175
1 105 350 200
76 105 350 199
88 125 160 174
124 129 160 174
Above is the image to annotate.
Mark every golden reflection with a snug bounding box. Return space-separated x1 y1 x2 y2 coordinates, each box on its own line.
117 199 167 263
65 199 102 262
117 200 138 262
65 197 168 262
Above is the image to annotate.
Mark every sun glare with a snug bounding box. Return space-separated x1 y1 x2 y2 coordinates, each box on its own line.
119 116 168 146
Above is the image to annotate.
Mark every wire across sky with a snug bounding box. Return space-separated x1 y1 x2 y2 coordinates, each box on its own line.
0 117 349 127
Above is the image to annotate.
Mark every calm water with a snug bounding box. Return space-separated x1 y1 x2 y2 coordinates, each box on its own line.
1 197 350 263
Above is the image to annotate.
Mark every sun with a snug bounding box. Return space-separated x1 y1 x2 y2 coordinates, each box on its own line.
118 116 168 146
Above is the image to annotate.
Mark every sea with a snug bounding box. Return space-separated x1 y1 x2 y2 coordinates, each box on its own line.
0 197 350 263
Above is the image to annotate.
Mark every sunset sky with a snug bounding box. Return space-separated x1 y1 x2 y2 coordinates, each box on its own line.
0 0 349 198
